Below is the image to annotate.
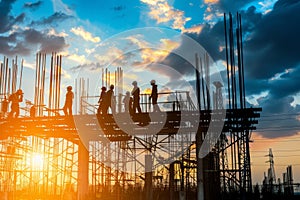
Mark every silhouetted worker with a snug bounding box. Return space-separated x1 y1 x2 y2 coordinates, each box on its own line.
1 96 9 118
105 84 115 114
8 89 23 118
123 91 133 115
97 86 107 114
131 81 142 114
149 79 161 112
63 86 74 116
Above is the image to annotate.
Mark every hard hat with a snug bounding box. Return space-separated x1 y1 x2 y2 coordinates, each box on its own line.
101 86 107 91
150 80 156 84
17 89 23 94
132 81 137 85
110 84 114 89
67 86 72 90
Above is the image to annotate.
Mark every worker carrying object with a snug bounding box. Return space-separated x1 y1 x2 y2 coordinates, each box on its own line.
8 89 23 118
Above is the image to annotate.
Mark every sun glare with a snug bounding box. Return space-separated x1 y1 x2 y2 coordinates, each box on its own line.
31 153 44 169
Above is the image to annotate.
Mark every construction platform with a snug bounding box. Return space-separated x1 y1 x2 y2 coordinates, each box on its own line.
0 108 261 141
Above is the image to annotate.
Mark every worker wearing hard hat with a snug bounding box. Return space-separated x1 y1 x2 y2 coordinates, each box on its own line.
131 81 142 114
8 89 23 118
149 80 161 112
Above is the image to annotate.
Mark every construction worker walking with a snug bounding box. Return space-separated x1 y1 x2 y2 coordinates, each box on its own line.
149 80 161 112
105 84 115 114
8 89 23 118
131 81 142 114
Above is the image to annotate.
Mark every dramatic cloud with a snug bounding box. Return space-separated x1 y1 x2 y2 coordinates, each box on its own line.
140 0 191 31
22 28 68 53
160 21 224 79
242 0 300 138
0 1 71 56
256 95 300 138
204 0 256 12
0 0 25 33
203 0 258 23
0 35 31 56
0 28 68 56
218 0 255 12
158 0 300 138
244 0 300 80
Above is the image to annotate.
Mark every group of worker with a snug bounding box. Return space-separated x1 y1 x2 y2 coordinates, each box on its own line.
0 79 160 118
0 87 74 118
97 79 160 115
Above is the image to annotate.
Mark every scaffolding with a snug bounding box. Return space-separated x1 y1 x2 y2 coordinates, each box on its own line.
0 13 263 200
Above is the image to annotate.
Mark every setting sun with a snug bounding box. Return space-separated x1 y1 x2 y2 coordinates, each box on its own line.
30 153 44 169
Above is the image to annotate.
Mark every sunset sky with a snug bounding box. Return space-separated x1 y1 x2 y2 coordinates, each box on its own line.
1 0 300 185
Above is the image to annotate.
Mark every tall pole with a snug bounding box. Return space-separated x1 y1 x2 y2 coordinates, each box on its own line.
224 13 231 109
49 54 54 115
195 54 201 110
19 59 24 89
196 54 205 200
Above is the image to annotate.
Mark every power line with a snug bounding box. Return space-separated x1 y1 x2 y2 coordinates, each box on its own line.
251 163 300 166
252 137 300 141
252 149 300 152
256 128 300 132
251 164 300 167
251 155 300 158
252 139 300 142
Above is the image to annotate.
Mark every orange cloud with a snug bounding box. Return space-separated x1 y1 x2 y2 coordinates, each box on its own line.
70 27 101 43
183 25 204 34
204 0 219 4
141 0 191 31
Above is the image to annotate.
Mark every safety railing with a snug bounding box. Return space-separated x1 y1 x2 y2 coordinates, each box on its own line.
80 91 197 115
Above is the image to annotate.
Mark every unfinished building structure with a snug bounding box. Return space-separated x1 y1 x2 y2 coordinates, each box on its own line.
0 13 261 200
